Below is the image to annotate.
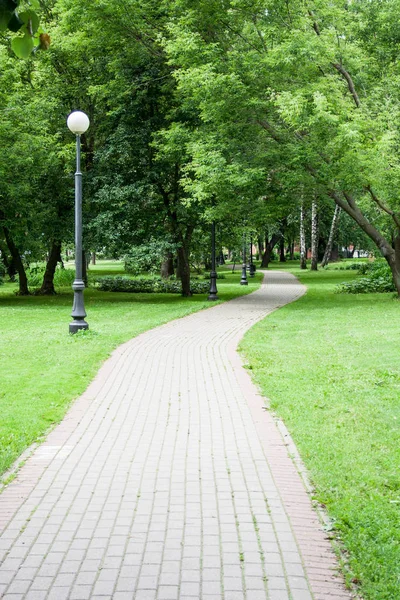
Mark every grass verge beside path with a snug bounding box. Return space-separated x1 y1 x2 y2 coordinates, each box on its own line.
240 263 400 600
0 267 262 479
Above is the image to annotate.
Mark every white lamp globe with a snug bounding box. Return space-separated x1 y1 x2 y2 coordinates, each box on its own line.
67 111 90 135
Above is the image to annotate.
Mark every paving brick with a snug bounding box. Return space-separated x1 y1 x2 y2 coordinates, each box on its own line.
0 272 350 600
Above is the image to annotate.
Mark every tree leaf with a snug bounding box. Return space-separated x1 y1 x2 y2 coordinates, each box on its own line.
18 9 39 35
11 33 34 58
0 10 13 31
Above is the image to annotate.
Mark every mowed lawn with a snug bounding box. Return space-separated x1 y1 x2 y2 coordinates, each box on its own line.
240 264 400 600
0 264 262 478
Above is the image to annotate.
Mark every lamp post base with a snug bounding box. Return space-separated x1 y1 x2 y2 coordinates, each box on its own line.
240 264 248 285
69 319 89 334
208 270 219 301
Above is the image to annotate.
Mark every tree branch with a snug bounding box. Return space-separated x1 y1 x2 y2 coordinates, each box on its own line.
308 9 361 108
256 119 283 143
365 185 400 230
331 62 361 108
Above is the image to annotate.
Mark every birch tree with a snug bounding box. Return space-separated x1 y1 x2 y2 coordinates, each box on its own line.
311 197 319 271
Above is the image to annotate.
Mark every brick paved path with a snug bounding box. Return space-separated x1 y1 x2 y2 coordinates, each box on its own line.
0 271 351 600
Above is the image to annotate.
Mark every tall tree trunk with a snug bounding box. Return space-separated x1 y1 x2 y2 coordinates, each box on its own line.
300 201 307 270
279 238 286 262
384 234 400 297
91 252 96 265
261 233 280 267
38 241 62 295
158 175 194 297
3 226 29 295
321 205 341 267
311 197 319 271
161 252 174 278
257 236 264 260
177 244 192 297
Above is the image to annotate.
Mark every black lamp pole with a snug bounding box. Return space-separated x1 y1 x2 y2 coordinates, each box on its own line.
67 111 89 334
249 235 255 277
208 221 219 301
240 232 248 285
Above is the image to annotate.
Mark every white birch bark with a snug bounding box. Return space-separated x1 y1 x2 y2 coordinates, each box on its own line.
311 197 319 271
300 201 307 269
321 205 341 267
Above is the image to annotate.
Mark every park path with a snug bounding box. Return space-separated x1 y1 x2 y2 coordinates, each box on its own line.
0 271 351 600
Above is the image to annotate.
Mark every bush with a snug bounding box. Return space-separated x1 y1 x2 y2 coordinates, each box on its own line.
336 263 395 294
124 241 176 276
326 261 366 271
0 276 3 286
53 267 76 287
96 276 210 295
202 272 226 280
26 266 45 287
124 249 158 276
26 266 78 289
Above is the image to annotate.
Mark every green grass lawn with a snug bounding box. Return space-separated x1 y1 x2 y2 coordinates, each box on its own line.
240 263 400 600
0 264 262 479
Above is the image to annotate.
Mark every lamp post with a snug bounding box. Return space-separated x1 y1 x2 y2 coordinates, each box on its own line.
67 111 90 334
208 221 219 301
249 234 255 277
240 232 248 285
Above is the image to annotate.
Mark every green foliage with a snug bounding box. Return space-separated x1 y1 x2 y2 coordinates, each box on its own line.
53 267 76 288
326 261 368 271
1 0 46 58
202 272 226 280
25 265 44 288
124 241 176 276
96 275 210 295
336 263 395 294
25 266 76 290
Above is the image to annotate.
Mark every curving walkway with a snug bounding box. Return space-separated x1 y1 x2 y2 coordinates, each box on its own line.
0 271 351 600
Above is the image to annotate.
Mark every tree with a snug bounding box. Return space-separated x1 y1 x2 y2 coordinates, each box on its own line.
164 0 400 295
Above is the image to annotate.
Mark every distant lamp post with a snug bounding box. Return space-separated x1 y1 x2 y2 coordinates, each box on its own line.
240 233 248 285
208 221 219 301
249 235 255 277
67 110 90 334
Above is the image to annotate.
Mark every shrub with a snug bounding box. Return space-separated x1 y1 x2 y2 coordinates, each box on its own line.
26 266 45 287
326 261 366 271
0 276 3 286
124 241 177 276
96 276 209 295
336 263 395 294
26 266 79 289
202 272 226 280
53 267 76 287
